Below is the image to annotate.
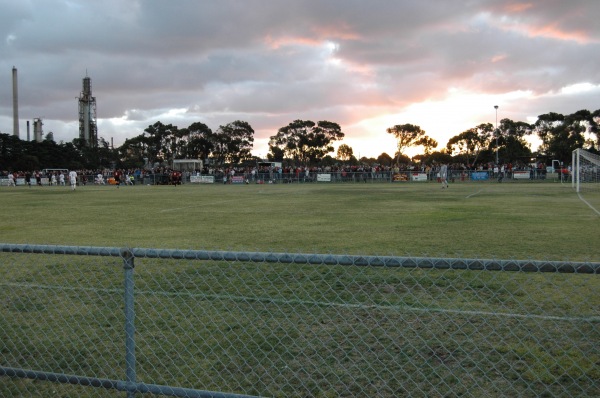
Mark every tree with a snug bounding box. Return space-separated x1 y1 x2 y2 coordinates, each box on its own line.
44 132 55 142
534 112 564 155
212 120 255 165
267 145 285 162
497 119 532 163
119 135 148 169
386 123 427 163
0 133 26 170
183 122 214 161
446 123 493 166
591 109 600 149
336 144 353 162
415 136 438 155
320 155 337 167
95 137 118 169
143 121 179 165
360 156 377 165
269 120 344 165
427 150 453 165
376 153 393 166
534 111 589 162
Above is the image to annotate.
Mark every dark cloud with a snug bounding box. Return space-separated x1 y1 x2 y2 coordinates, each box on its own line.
1 0 598 156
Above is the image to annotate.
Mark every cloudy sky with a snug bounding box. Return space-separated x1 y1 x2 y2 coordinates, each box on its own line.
1 0 599 158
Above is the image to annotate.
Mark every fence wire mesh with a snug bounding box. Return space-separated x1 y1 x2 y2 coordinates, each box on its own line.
1 245 599 397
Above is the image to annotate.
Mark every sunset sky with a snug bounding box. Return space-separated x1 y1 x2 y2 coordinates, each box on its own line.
1 0 599 159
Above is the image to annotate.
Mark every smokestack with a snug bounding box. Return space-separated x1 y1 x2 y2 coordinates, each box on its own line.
27 120 30 141
12 67 19 138
33 118 43 142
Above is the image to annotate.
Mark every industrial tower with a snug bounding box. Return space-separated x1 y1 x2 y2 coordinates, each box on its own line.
78 75 97 147
33 118 43 142
12 67 19 138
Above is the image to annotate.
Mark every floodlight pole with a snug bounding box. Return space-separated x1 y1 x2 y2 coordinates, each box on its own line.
494 105 499 164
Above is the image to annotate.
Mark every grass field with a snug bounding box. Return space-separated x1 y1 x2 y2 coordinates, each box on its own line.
0 180 599 260
1 181 599 397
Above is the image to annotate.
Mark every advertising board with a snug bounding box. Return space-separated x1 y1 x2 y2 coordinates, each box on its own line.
471 172 489 181
317 174 332 182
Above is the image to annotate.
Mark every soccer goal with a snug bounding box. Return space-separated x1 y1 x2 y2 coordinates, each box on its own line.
572 148 600 193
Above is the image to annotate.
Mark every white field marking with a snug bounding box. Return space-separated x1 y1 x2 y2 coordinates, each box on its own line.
159 199 255 213
577 193 600 217
466 190 483 199
160 204 203 213
5 282 597 323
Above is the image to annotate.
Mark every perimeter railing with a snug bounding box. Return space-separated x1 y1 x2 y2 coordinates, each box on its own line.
1 244 598 397
1 169 565 186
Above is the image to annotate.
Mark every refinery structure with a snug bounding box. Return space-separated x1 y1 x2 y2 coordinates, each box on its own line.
78 75 98 148
8 67 98 147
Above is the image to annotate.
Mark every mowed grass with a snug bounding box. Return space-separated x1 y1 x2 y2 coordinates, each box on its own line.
0 180 598 260
1 181 599 397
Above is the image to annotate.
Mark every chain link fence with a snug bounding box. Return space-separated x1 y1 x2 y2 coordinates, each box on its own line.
1 244 599 397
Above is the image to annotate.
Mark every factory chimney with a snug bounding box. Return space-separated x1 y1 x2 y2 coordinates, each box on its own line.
12 67 19 138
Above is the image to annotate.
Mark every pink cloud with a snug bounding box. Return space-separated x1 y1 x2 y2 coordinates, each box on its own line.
263 35 322 49
495 2 597 44
525 23 592 43
311 24 361 41
504 2 535 13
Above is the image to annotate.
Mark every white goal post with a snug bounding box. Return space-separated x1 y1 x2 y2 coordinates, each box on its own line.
572 148 600 193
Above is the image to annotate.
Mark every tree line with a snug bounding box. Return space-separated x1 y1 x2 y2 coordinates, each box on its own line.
381 109 599 167
1 109 598 172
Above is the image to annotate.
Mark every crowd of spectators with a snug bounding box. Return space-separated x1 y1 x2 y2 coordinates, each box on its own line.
0 160 558 186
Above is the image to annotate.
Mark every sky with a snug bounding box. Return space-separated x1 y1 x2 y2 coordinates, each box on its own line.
1 0 599 159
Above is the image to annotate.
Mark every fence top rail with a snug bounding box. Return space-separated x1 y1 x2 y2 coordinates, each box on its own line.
1 243 598 274
0 366 258 398
0 244 122 257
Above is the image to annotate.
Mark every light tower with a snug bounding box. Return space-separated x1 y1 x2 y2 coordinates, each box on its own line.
494 105 499 164
78 75 97 148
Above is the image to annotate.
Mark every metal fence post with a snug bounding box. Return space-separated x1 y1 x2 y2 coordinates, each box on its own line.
122 248 136 398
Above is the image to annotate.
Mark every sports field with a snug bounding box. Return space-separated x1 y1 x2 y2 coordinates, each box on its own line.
1 181 599 397
0 180 598 260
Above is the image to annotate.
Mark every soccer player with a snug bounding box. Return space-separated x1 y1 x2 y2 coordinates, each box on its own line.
440 163 449 189
69 170 78 191
114 169 121 188
7 172 15 187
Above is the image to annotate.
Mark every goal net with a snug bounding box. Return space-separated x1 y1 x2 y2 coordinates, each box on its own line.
572 148 600 214
572 148 600 193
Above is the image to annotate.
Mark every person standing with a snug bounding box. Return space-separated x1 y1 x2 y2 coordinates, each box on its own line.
114 169 121 188
7 172 16 187
69 170 77 191
440 163 449 189
59 172 65 186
